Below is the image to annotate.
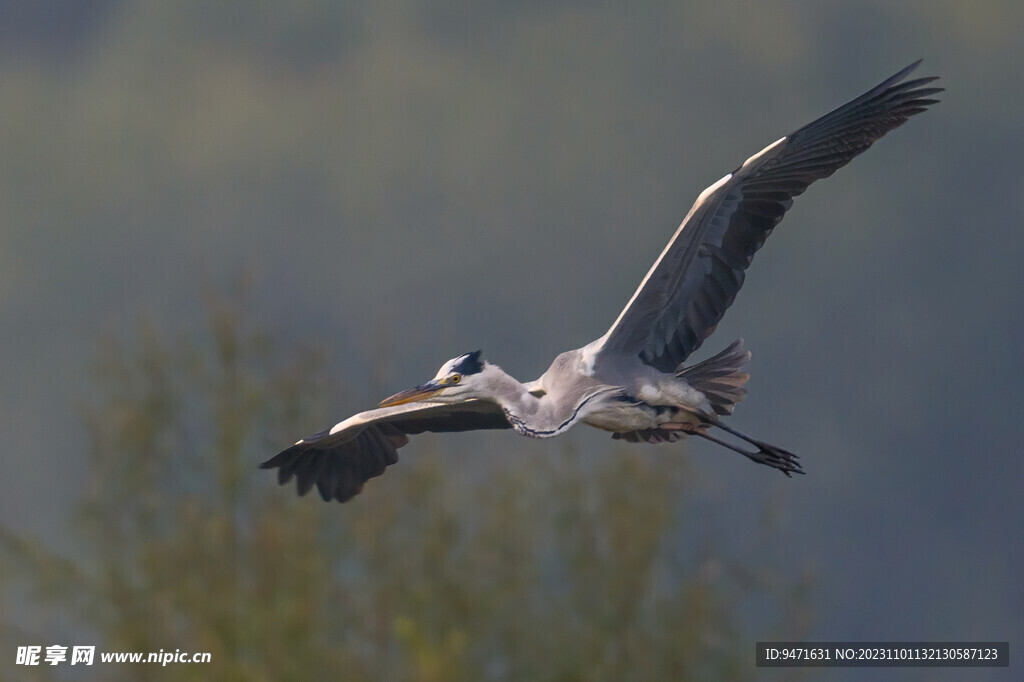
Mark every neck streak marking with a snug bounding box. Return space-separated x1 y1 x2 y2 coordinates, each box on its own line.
502 392 604 438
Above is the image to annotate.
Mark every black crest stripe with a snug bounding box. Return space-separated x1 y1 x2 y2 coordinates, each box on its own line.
452 350 484 375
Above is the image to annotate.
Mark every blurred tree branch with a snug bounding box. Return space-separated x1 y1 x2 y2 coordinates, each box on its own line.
1 291 811 680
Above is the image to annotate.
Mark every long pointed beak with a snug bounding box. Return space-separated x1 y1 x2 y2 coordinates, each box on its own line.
378 381 443 407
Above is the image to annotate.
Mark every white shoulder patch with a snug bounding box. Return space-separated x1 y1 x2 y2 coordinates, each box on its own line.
741 136 786 170
696 173 733 203
329 416 359 435
580 335 607 376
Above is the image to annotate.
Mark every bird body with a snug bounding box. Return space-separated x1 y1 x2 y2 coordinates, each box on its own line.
262 62 941 503
535 345 712 435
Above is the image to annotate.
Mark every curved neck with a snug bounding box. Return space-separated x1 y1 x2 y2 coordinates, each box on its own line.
483 364 590 438
483 365 541 419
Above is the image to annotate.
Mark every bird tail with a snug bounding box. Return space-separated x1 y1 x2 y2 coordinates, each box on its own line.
676 339 751 416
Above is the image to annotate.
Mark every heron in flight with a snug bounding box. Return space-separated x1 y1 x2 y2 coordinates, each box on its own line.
262 62 940 503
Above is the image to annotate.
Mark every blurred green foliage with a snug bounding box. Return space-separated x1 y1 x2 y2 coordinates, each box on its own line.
1 295 809 680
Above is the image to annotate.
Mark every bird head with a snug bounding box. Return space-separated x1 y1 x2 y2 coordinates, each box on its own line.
378 350 486 406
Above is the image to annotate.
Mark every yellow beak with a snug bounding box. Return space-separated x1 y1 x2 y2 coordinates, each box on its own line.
378 381 444 407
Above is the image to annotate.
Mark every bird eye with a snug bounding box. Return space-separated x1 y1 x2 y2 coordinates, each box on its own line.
450 374 461 384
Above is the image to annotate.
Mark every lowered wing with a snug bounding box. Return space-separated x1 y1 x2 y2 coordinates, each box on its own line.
598 61 941 372
260 400 511 503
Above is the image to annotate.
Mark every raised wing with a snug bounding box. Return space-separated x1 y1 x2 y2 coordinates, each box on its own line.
260 400 511 503
599 61 941 372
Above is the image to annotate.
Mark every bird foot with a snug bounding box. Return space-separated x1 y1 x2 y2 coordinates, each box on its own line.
746 440 804 477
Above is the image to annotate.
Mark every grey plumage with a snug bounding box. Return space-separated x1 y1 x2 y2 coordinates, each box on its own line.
262 63 940 503
599 60 941 371
677 338 750 416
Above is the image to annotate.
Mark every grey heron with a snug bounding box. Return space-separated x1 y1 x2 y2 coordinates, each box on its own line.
262 62 940 503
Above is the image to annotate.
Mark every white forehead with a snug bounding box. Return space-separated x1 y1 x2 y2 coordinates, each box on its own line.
432 352 476 380
433 356 462 379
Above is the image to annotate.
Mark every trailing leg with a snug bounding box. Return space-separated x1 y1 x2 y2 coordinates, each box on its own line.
677 418 803 476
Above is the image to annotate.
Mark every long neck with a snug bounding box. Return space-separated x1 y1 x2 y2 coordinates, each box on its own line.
483 365 542 420
483 364 586 438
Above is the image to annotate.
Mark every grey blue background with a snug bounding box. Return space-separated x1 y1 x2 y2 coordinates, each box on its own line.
2 2 1021 679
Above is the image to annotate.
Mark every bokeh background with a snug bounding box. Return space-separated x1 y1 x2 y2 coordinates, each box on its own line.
2 1 1022 680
